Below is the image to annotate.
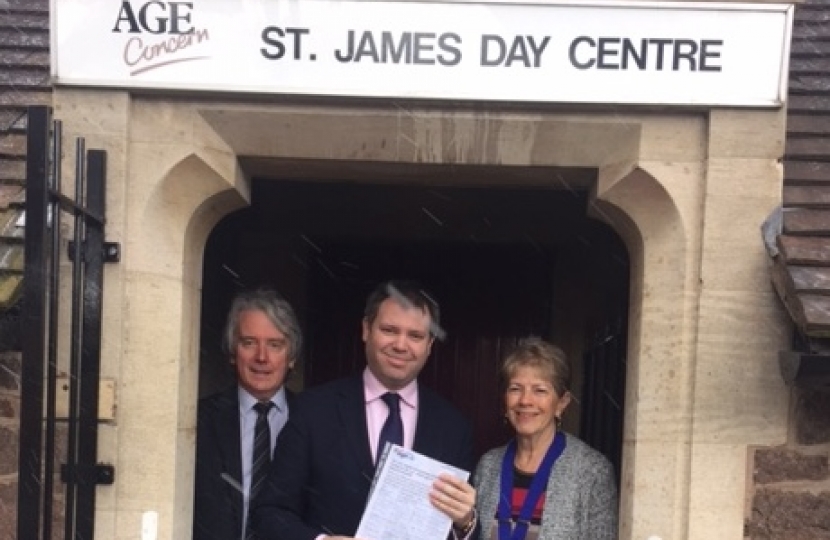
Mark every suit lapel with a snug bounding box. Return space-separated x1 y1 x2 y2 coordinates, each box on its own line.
337 375 374 474
412 385 441 458
216 388 244 523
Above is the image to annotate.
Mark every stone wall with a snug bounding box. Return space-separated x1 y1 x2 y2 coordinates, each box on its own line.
0 352 20 540
746 390 830 539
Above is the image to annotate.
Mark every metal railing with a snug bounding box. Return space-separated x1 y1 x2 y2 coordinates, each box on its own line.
17 105 115 540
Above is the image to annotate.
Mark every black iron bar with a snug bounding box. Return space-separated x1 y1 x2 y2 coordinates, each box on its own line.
75 149 107 540
43 118 63 540
48 188 105 226
18 105 50 540
64 137 87 540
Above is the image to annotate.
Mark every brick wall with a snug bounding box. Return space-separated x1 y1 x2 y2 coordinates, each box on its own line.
746 390 830 539
750 0 830 535
0 0 50 536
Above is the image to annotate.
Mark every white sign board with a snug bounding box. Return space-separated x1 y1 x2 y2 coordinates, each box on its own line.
51 0 793 107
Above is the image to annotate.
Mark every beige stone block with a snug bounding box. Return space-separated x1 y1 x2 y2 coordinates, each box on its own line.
639 114 707 162
53 88 131 138
99 139 130 241
199 106 644 168
526 117 641 167
708 109 786 159
624 439 685 540
175 424 197 538
200 107 404 161
687 444 749 540
101 263 126 380
702 245 774 293
131 100 197 144
638 160 706 246
629 288 697 440
706 157 782 201
94 508 116 540
131 100 236 159
699 159 782 291
115 509 165 540
125 141 234 204
692 291 789 445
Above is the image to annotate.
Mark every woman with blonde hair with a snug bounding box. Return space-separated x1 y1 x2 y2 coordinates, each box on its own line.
471 337 618 540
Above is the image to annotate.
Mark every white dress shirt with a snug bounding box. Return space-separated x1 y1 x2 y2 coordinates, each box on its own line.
238 386 289 539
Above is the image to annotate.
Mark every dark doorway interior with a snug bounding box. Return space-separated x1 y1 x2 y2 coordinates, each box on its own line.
200 172 628 464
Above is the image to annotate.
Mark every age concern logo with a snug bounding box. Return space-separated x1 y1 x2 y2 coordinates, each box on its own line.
112 1 210 76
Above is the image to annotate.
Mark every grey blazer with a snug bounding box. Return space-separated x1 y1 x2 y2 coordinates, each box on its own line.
472 432 618 540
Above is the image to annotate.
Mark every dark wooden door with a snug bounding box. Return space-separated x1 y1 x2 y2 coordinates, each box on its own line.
303 241 555 458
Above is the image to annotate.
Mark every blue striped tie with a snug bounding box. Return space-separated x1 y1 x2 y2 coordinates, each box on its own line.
250 401 274 502
377 393 403 463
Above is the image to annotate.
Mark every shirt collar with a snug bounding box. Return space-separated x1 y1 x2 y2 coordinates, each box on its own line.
363 367 418 409
238 385 287 413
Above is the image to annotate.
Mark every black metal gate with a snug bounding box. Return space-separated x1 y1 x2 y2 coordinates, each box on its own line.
17 105 117 540
580 313 627 486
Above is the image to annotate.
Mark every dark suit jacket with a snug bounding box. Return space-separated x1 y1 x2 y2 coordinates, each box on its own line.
251 374 474 540
193 386 294 540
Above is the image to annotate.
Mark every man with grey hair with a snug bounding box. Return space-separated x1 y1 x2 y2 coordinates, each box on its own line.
194 288 302 540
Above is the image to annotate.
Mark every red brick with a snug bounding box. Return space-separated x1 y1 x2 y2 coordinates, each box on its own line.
785 161 830 185
754 447 829 484
0 427 17 475
778 235 830 265
0 482 18 540
796 389 830 445
784 208 830 234
746 490 830 539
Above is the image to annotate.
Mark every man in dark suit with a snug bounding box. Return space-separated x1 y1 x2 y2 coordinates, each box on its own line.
193 288 303 540
252 280 477 540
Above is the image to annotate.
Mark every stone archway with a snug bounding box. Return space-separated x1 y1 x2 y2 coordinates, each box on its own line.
54 89 787 540
593 165 696 539
186 103 691 539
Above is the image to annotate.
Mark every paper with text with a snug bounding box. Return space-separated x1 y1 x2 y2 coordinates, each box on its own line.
356 444 469 540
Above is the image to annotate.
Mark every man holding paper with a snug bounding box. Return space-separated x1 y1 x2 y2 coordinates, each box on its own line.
252 280 477 540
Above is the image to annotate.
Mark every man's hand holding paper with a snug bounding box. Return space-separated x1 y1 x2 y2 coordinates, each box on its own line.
355 445 476 540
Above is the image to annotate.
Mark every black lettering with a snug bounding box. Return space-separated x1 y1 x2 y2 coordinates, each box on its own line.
700 40 722 72
139 1 168 34
167 2 193 34
527 36 550 68
113 1 141 33
437 33 462 66
334 30 355 62
649 39 672 70
381 32 411 63
569 36 595 70
621 39 646 70
412 33 435 65
354 31 380 63
261 27 287 60
673 39 698 71
597 38 620 69
481 34 505 66
284 28 309 60
505 37 530 67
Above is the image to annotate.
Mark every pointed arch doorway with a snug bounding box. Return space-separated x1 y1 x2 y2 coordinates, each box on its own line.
199 165 629 469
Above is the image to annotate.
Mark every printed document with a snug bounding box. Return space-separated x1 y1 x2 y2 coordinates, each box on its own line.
356 444 469 540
